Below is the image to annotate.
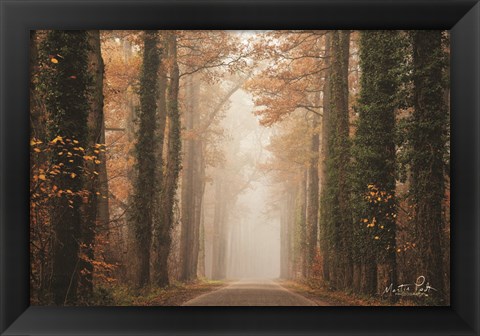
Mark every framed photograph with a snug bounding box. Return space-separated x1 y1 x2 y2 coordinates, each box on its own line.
1 0 479 335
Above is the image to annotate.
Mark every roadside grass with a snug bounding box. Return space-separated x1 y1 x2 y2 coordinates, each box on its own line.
280 280 417 306
92 278 225 306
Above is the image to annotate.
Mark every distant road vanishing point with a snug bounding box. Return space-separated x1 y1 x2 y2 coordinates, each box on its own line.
183 279 327 306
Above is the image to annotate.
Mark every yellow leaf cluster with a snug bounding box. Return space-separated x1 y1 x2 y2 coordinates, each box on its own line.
50 136 64 144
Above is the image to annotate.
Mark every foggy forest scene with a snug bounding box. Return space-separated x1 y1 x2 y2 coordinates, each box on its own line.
30 30 450 306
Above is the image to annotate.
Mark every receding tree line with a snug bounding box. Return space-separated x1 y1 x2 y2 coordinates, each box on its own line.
30 30 449 305
275 30 449 304
30 30 247 304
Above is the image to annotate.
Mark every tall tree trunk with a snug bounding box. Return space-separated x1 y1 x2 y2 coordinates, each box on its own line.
198 199 206 278
30 31 45 142
156 31 181 287
195 140 207 278
152 32 169 286
354 31 403 297
88 31 108 231
411 31 447 303
299 169 308 278
30 30 50 302
280 193 289 278
41 31 91 304
180 73 203 282
192 139 205 279
129 30 159 288
328 30 352 289
338 30 353 289
180 74 194 281
319 31 332 283
211 173 228 280
286 188 296 278
306 113 320 277
78 30 105 300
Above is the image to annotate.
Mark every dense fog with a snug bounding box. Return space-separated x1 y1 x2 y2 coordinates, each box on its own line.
201 88 281 279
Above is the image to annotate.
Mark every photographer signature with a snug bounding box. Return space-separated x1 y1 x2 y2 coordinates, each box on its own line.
382 276 438 297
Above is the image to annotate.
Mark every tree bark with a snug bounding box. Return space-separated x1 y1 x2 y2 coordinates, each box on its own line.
152 32 169 286
328 30 352 289
280 193 289 278
41 31 91 304
129 30 159 288
30 31 45 142
78 30 106 300
155 31 181 287
411 31 447 303
299 169 308 278
354 31 405 297
319 31 332 283
306 113 320 277
211 172 228 280
180 73 203 282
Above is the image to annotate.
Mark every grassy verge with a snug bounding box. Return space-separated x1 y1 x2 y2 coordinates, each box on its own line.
279 280 417 306
93 279 226 306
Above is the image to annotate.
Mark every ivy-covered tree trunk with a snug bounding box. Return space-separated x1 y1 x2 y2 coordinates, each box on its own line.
30 31 45 142
40 31 91 304
319 31 332 283
152 32 169 286
324 30 352 289
155 31 181 287
411 31 447 303
87 30 109 253
129 30 159 288
306 113 320 277
353 31 402 297
30 32 56 303
79 30 106 300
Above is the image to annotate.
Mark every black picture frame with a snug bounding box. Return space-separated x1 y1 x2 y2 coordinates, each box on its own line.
1 0 479 335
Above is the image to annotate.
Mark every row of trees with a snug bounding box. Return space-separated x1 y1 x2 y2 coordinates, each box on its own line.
30 30 253 304
30 30 449 305
249 30 449 304
30 31 106 304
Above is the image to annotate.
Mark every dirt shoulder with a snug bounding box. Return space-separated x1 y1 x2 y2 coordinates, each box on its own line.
147 280 226 306
278 280 415 306
109 279 227 306
278 280 345 306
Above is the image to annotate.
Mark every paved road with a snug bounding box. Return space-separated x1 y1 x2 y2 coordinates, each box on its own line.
183 279 325 306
